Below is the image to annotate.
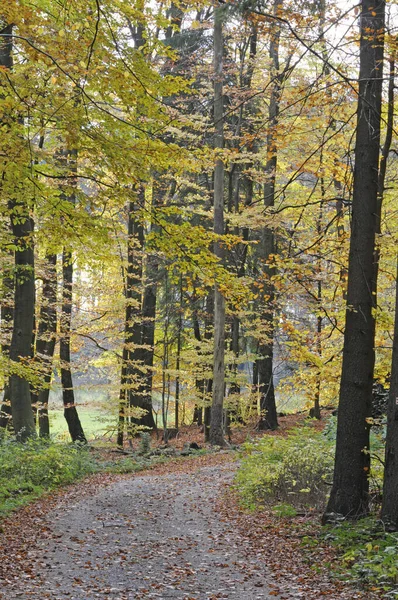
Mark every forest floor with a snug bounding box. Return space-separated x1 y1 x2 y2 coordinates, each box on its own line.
0 442 376 600
0 427 381 600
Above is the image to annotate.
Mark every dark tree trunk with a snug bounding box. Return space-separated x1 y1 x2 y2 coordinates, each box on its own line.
117 346 128 448
323 0 385 522
209 5 226 447
60 250 86 443
137 255 158 429
1 23 35 440
32 253 57 438
58 148 86 443
0 257 14 430
175 278 183 430
8 212 36 440
257 0 283 432
381 252 398 529
119 193 146 439
126 186 159 432
377 53 396 529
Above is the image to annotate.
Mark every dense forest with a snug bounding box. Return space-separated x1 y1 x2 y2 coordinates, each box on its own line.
1 0 398 577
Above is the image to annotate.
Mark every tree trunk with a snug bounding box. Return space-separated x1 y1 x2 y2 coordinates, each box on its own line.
32 253 57 438
1 23 35 440
0 256 14 430
175 277 183 430
209 5 226 446
60 249 86 443
8 210 36 440
58 148 86 444
257 0 283 431
381 252 398 529
323 0 385 522
377 51 396 529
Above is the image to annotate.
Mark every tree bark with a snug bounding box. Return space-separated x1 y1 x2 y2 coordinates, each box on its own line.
257 0 282 431
127 202 157 431
32 253 57 438
323 0 385 521
0 256 14 429
59 149 86 444
8 211 36 440
381 252 398 529
209 5 226 446
60 249 86 443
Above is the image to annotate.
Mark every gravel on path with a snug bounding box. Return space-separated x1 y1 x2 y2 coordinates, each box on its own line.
1 462 281 600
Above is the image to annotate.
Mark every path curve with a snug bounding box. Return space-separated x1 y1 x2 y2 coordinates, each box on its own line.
3 462 279 599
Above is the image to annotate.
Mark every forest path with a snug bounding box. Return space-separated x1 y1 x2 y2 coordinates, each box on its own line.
1 457 282 600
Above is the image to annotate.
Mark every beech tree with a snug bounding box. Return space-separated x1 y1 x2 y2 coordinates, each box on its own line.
323 0 385 521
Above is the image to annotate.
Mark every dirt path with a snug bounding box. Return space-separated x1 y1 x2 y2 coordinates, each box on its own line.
0 461 281 600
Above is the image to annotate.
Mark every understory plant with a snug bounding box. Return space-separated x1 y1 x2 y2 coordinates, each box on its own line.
0 436 98 516
236 423 335 511
321 518 398 595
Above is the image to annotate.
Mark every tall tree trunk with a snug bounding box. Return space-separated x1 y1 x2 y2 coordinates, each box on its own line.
381 251 398 529
377 51 396 529
59 149 86 443
0 256 13 429
32 254 57 438
119 192 146 441
1 23 35 440
60 249 86 443
204 290 214 441
117 346 128 448
257 0 282 431
323 0 385 522
8 211 36 440
175 277 183 430
138 253 158 429
209 5 226 446
127 187 157 432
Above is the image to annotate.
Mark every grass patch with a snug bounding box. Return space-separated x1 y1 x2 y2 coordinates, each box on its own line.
48 406 115 441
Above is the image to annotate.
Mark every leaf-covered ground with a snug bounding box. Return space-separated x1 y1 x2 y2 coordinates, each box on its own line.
0 444 383 600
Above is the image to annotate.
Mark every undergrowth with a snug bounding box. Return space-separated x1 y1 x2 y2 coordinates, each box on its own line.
0 436 156 518
0 437 98 516
321 518 398 596
236 423 334 511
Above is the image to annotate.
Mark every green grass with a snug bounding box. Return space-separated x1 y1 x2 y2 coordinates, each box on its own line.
48 406 115 441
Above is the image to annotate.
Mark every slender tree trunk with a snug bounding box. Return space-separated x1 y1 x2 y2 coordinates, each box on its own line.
59 149 86 443
323 0 385 522
204 290 214 441
138 253 158 429
32 253 57 437
209 5 226 446
257 0 283 431
312 180 324 420
0 257 13 429
117 346 128 448
60 249 86 443
191 300 204 425
175 277 183 430
377 51 396 529
373 51 395 301
381 252 398 529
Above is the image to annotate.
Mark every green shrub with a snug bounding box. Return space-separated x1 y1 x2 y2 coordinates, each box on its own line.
236 425 334 511
0 437 97 516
